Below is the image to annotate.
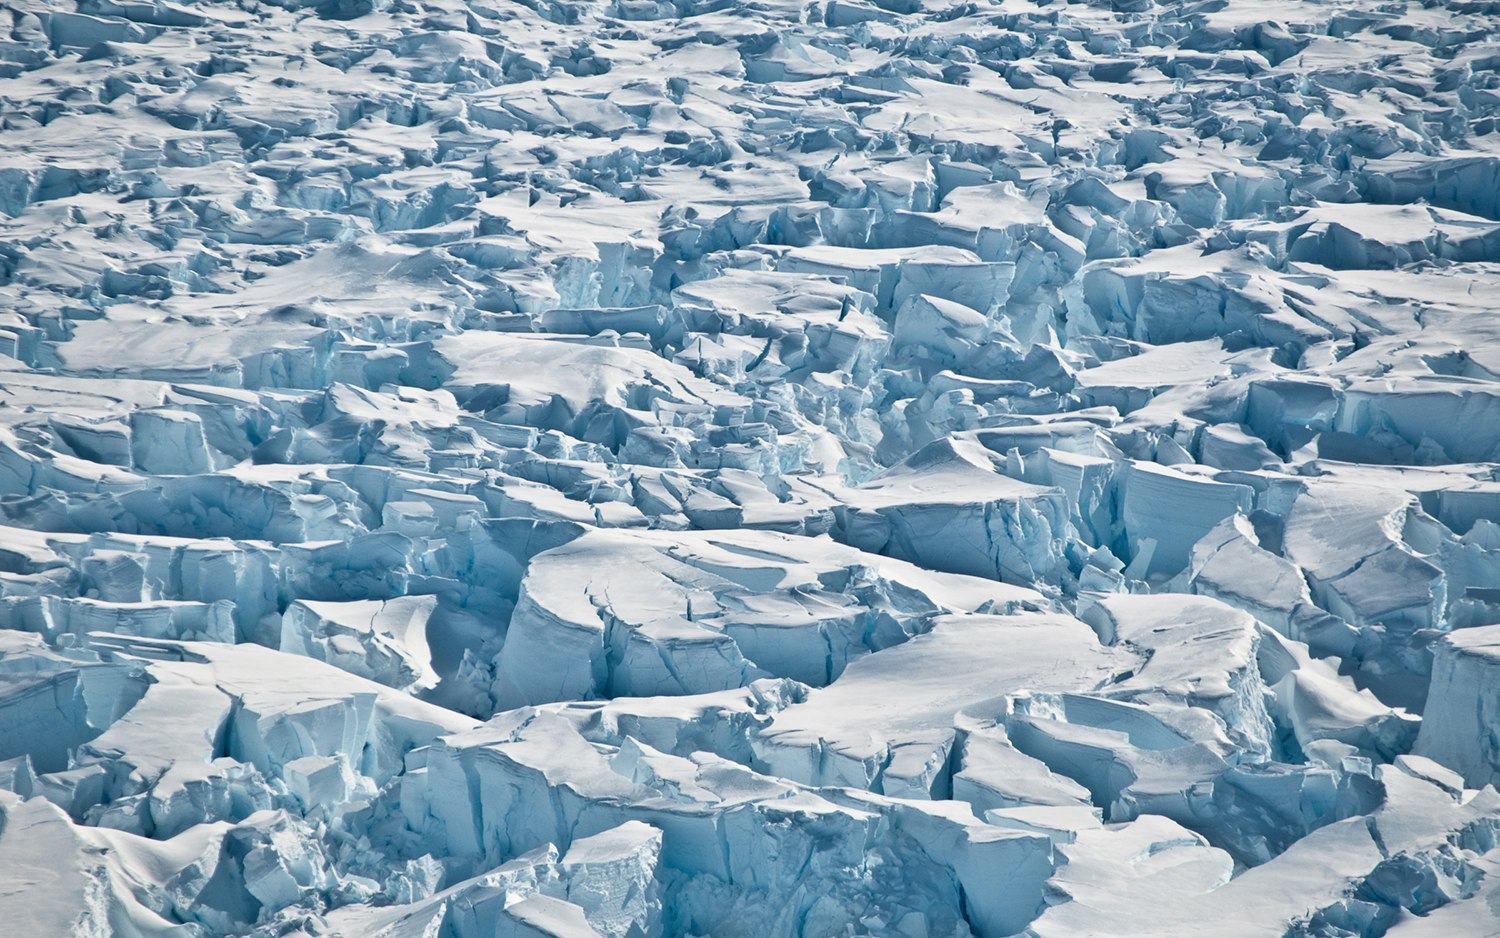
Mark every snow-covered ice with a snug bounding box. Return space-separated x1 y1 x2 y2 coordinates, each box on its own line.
2 0 1500 932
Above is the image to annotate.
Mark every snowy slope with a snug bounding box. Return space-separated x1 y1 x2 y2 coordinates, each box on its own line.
1 0 1500 933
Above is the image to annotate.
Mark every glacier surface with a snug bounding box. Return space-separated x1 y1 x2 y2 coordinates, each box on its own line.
1 0 1500 933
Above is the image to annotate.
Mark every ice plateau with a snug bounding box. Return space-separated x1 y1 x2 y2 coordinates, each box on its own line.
0 0 1499 932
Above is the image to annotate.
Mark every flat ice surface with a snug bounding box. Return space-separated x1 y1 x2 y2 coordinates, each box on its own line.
2 0 1500 933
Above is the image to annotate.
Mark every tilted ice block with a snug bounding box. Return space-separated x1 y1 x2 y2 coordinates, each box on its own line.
0 789 242 937
407 709 650 867
280 595 438 691
1360 155 1500 222
753 613 1128 797
86 635 476 789
1116 462 1254 579
711 588 880 687
72 659 243 837
971 424 1109 461
1029 767 1500 938
824 789 1056 938
0 650 149 773
1081 594 1274 759
283 754 350 809
771 245 914 311
278 533 416 604
326 843 566 937
255 383 471 471
390 487 487 530
1142 163 1227 228
1378 852 1500 938
608 737 793 807
1079 265 1324 353
608 615 767 699
891 293 990 366
539 306 670 341
983 805 1104 845
1433 482 1500 537
206 808 349 923
495 526 1040 706
1071 336 1234 409
1004 695 1204 800
1282 482 1445 631
1245 377 1341 457
1003 691 1385 867
31 762 108 820
560 821 663 938
833 435 1071 585
1256 625 1419 761
130 409 214 475
1337 377 1500 464
951 718 1096 813
381 499 437 537
493 535 730 706
491 894 610 938
1198 423 1282 471
630 467 837 540
80 549 148 602
63 530 281 634
772 244 1009 317
0 753 35 798
890 257 1014 317
432 333 747 440
1021 813 1236 938
667 267 877 337
48 316 325 389
545 679 809 765
1414 625 1500 788
495 481 652 530
49 413 132 467
10 472 335 545
1182 514 1354 653
1284 204 1449 270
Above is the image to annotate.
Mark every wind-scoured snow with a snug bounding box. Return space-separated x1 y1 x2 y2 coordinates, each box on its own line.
1 0 1499 933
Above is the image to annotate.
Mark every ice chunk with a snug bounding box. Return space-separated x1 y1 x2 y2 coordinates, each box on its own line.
0 790 237 936
754 613 1127 797
832 436 1071 585
495 526 1040 706
560 821 663 938
545 679 808 765
1182 514 1352 654
1415 625 1500 788
1117 463 1254 579
1256 625 1419 762
280 595 438 691
951 718 1095 813
891 294 991 365
1080 594 1274 759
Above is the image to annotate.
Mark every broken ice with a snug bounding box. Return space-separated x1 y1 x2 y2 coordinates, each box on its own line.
2 0 1500 933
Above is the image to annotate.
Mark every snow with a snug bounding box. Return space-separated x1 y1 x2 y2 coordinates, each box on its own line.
3 0 1500 932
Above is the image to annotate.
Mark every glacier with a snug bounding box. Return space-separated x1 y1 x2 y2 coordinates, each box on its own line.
1 0 1500 933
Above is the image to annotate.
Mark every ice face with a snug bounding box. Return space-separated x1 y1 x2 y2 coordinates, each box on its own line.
4 0 1500 932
